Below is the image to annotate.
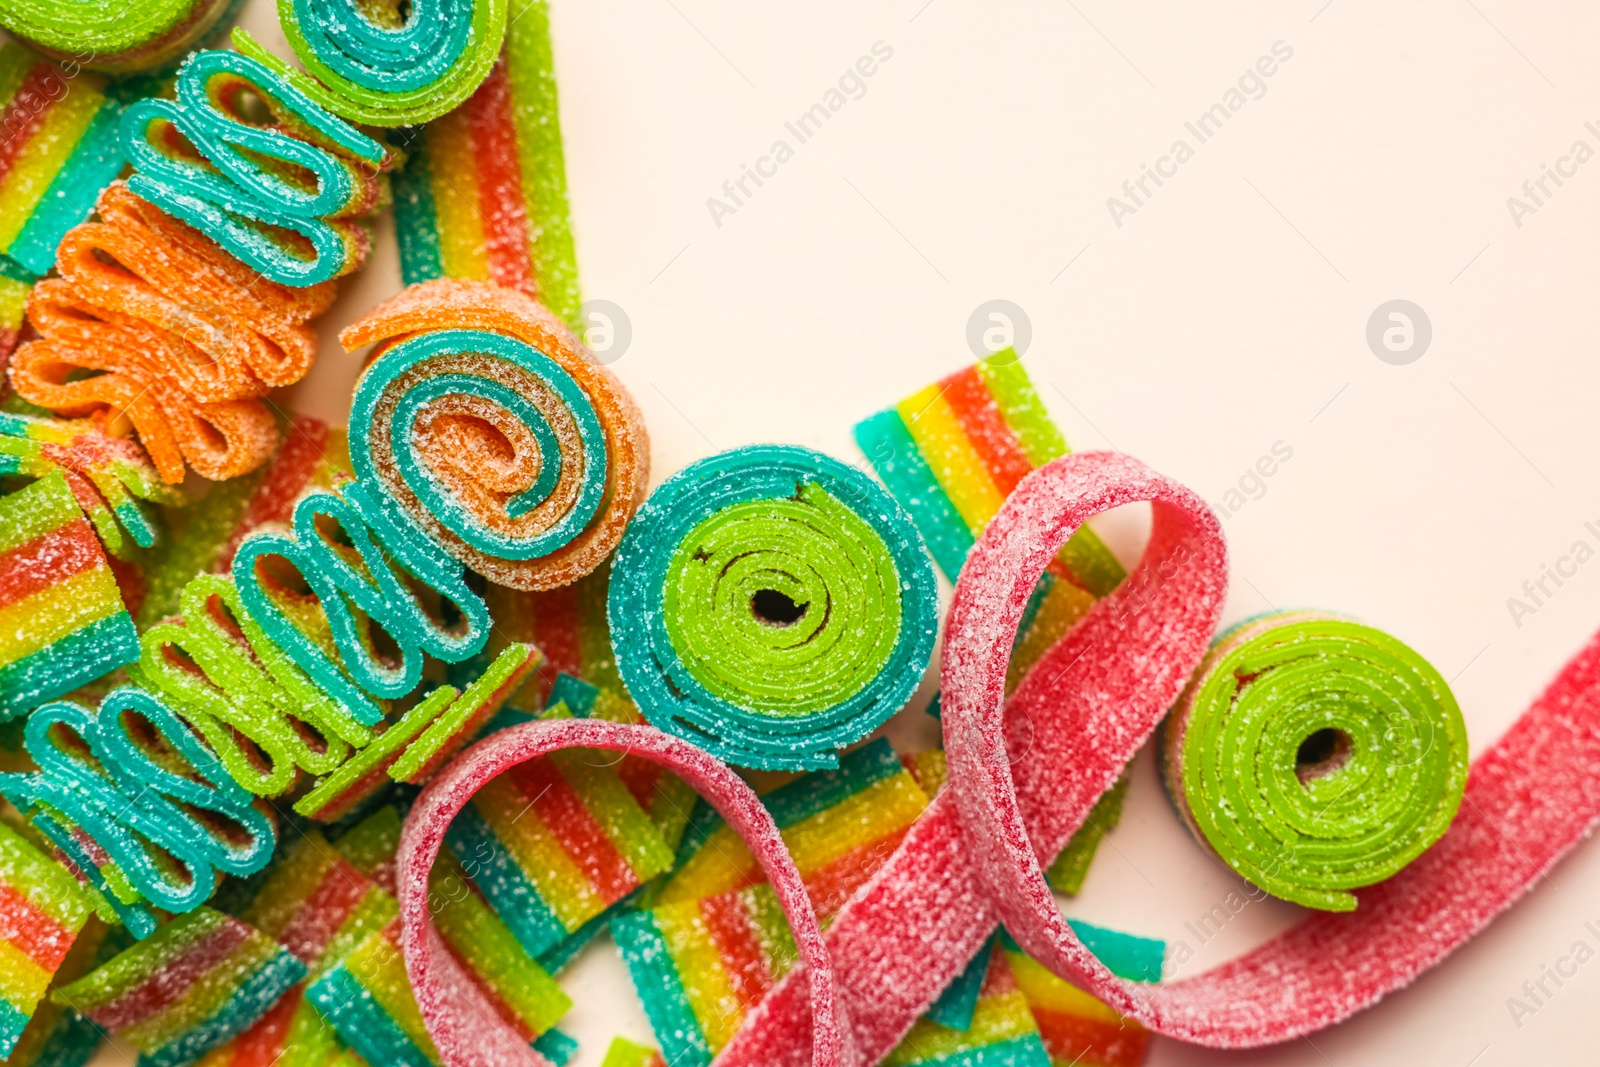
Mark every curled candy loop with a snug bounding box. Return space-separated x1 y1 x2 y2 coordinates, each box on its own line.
398 718 845 1067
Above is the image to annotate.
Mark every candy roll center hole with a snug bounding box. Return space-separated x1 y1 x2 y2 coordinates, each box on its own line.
751 589 807 626
1295 727 1352 784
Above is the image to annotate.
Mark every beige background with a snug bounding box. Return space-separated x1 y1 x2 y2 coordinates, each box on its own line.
74 0 1600 1064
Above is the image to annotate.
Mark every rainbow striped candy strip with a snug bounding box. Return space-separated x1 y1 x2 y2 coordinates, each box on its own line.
189 985 337 1067
611 882 799 1067
658 737 931 918
0 821 93 1056
391 2 581 327
0 471 139 720
444 732 677 959
599 1037 666 1067
1000 927 1161 1067
307 911 572 1067
882 941 1050 1067
0 412 182 560
0 45 130 277
52 908 306 1067
0 917 114 1067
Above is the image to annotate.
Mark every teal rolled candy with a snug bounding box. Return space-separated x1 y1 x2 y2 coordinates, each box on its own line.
608 444 939 771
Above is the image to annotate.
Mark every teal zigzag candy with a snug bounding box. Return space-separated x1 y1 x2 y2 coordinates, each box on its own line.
234 0 507 127
609 444 938 770
121 49 387 286
0 688 276 914
1160 612 1469 912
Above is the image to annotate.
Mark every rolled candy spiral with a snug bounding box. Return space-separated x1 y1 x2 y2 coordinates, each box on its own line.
1160 612 1468 912
340 279 649 590
233 0 507 128
0 0 236 74
121 49 388 287
608 444 938 770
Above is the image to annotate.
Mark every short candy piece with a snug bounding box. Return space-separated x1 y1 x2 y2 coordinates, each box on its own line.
609 444 938 770
189 986 338 1067
0 1 238 75
234 0 507 129
0 471 139 720
52 908 305 1067
0 917 109 1067
880 942 1050 1067
0 820 93 1056
340 279 648 590
999 935 1151 1067
0 45 132 277
1160 612 1469 912
390 2 580 327
598 1038 665 1067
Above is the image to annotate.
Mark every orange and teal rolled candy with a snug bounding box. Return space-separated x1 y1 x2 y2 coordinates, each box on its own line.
0 471 139 719
0 821 93 1056
52 908 305 1067
0 45 132 276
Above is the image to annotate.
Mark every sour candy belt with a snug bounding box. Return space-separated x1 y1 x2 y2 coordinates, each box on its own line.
52 907 305 1067
121 49 388 287
1160 612 1468 911
340 278 648 590
0 44 130 276
0 820 93 1056
234 0 507 128
391 2 580 327
608 444 938 770
0 471 139 719
879 942 1051 1067
10 182 337 483
0 0 237 74
397 718 847 1067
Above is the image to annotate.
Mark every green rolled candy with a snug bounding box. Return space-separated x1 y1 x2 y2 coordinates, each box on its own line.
1161 613 1469 911
0 0 237 74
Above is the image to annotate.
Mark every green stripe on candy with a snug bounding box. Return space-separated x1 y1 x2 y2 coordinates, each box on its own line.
6 96 127 276
391 148 444 286
610 445 939 771
1161 613 1469 912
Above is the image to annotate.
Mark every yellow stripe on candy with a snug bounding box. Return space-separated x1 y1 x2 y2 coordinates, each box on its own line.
0 75 104 250
118 935 281 1052
782 774 927 875
346 931 440 1063
1007 579 1096 693
882 988 1040 1066
654 825 756 906
0 938 51 1013
424 115 488 282
1005 950 1125 1025
0 569 122 664
652 901 744 1053
551 752 676 884
895 387 1004 534
474 777 601 930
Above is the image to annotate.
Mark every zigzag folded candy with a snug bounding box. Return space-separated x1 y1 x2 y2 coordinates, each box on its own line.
9 182 338 483
609 444 938 770
0 820 93 1056
392 2 580 327
0 472 139 720
0 412 180 560
52 907 305 1067
880 942 1050 1067
445 733 676 959
0 0 238 74
234 0 506 128
1160 613 1469 911
659 738 930 916
121 49 389 286
0 45 132 276
338 278 649 590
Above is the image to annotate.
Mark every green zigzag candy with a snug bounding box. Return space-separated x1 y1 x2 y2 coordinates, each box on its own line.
609 444 938 770
1160 613 1469 912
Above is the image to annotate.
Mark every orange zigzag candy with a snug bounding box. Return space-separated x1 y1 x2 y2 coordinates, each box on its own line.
8 183 336 483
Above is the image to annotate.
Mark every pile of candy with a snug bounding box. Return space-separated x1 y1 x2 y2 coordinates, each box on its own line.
0 4 1594 1067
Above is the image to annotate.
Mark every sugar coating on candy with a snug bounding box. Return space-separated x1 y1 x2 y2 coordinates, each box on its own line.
1161 612 1469 912
881 942 1050 1067
444 724 676 959
999 937 1150 1067
0 687 278 914
0 916 109 1067
0 1 237 74
396 718 845 1067
0 45 131 277
233 0 507 128
0 820 92 1056
0 471 139 720
8 182 341 483
0 411 183 560
52 907 306 1067
340 279 648 590
189 985 339 1067
119 49 389 287
598 1037 665 1067
390 2 581 328
608 444 937 771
